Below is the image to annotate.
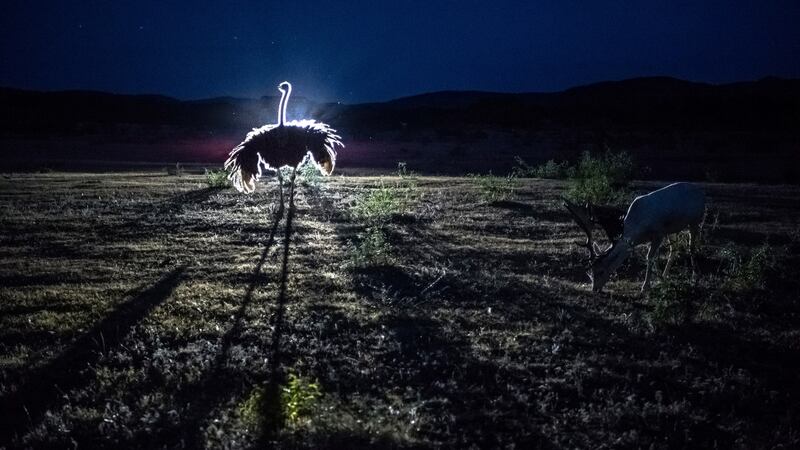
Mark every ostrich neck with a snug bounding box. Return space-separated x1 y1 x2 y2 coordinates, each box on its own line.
278 85 292 126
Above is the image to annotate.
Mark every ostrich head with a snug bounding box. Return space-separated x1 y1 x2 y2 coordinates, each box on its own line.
277 81 292 125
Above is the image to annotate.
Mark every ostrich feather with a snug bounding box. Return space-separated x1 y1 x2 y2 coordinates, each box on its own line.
224 121 342 193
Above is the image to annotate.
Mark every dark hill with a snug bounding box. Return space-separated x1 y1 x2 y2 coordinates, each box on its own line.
1 77 798 181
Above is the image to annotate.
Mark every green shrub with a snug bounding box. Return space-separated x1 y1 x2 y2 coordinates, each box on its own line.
297 160 325 188
598 150 635 186
512 156 536 177
469 173 519 202
239 385 270 427
565 150 634 204
534 159 573 179
566 173 620 204
281 373 321 424
238 373 321 428
351 181 412 224
397 161 416 179
349 227 393 267
514 156 572 179
647 278 697 328
204 168 230 188
722 244 774 292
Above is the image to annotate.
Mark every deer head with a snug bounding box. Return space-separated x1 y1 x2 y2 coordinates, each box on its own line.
564 199 629 292
563 199 606 261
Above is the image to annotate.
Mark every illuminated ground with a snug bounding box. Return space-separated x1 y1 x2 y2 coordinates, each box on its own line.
1 172 798 448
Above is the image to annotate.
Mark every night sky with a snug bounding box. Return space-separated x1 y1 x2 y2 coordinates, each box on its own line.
2 0 798 103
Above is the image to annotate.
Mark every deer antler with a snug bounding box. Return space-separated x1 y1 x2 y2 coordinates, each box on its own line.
564 199 598 261
588 204 625 243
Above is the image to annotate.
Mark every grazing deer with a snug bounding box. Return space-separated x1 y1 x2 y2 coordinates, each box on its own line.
565 182 706 293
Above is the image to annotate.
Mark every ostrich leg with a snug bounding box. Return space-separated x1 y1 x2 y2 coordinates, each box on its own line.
276 170 285 217
289 166 298 208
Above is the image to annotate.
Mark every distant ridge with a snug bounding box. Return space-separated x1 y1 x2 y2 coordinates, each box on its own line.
384 76 799 109
2 75 798 136
1 76 798 182
2 76 797 108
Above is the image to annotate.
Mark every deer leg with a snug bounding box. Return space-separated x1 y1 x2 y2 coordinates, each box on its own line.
642 238 663 292
662 237 674 278
688 225 698 279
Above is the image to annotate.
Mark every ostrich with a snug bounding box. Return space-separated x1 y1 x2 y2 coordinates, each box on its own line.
224 81 343 212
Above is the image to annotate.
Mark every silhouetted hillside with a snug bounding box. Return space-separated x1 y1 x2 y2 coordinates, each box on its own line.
1 77 798 181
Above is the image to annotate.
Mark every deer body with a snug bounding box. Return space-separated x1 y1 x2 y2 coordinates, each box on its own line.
622 183 705 246
588 182 705 292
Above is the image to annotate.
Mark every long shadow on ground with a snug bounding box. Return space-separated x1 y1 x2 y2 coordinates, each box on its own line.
161 199 287 449
255 179 298 445
95 186 223 239
0 266 186 446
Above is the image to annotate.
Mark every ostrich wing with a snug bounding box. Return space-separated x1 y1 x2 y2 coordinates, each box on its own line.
285 119 343 175
224 124 279 194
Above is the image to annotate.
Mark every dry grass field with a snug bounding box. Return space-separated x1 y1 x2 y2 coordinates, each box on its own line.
1 172 799 448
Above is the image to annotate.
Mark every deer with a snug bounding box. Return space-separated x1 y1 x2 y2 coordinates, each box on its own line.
565 182 706 293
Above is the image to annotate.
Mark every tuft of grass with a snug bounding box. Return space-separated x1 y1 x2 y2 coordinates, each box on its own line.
297 160 326 188
647 278 698 328
348 179 418 269
238 373 321 429
167 162 184 176
239 385 270 428
469 173 519 202
722 243 775 293
397 161 416 179
204 168 230 188
349 227 393 267
351 181 412 225
513 156 572 179
281 373 321 425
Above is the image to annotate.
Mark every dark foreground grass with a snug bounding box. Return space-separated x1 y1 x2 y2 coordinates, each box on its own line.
0 172 799 448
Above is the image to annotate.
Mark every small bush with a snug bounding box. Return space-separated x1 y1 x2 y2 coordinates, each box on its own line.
351 181 412 224
167 162 184 176
469 173 519 202
297 160 325 188
598 150 635 186
565 151 634 204
281 373 321 425
514 156 572 179
349 227 393 267
204 168 230 188
238 373 321 428
722 243 774 293
566 173 621 204
239 385 270 427
647 279 697 328
534 159 573 179
512 156 536 177
397 161 416 179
